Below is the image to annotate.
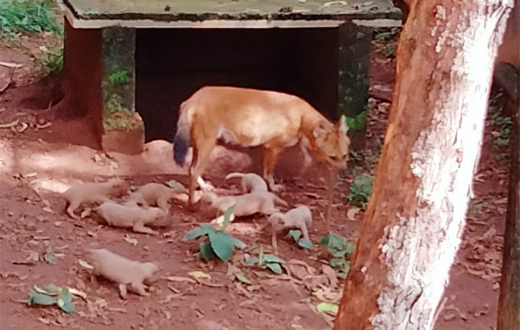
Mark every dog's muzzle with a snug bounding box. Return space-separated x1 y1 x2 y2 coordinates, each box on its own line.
338 165 349 178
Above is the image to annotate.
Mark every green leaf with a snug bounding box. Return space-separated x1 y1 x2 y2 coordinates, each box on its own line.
43 284 61 295
289 230 302 242
319 234 331 246
235 274 252 285
208 231 234 262
228 235 246 249
263 254 285 264
44 254 57 265
298 239 313 250
266 263 282 274
330 257 346 268
183 227 210 241
59 302 75 313
57 287 72 304
221 205 235 232
316 302 338 314
245 257 259 265
43 248 57 265
199 223 217 233
258 245 264 264
199 241 214 262
29 293 56 306
166 180 185 190
333 250 347 258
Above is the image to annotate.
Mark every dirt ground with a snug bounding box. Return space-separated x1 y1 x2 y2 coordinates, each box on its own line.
0 30 510 330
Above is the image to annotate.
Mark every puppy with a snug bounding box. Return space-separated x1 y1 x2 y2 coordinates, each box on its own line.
63 178 126 219
225 172 268 193
126 182 186 213
202 191 287 224
267 205 313 240
88 248 159 299
95 201 168 235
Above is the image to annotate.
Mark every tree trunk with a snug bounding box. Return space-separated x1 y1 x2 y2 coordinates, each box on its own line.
333 1 513 330
497 94 520 329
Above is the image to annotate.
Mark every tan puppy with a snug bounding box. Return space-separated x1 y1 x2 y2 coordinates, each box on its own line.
202 191 287 225
225 172 268 193
88 248 159 299
95 201 168 235
267 205 313 240
126 182 185 213
63 178 126 219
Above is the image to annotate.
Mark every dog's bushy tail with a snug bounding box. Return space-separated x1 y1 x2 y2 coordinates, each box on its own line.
173 111 190 167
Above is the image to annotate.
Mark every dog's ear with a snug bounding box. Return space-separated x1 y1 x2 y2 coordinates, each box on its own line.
312 120 331 139
336 114 349 135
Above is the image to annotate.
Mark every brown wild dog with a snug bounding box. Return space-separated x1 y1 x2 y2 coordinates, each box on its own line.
172 86 351 205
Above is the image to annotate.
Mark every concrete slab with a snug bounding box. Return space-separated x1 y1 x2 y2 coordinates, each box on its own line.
57 0 401 29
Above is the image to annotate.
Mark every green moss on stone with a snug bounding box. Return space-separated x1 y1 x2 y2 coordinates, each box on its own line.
103 110 143 133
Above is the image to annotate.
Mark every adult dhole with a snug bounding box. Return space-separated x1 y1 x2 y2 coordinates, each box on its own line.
173 86 351 205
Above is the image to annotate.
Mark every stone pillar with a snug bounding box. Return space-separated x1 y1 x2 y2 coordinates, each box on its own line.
338 22 373 150
101 27 144 154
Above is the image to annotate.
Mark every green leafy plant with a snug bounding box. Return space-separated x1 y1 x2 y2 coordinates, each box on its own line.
182 206 245 262
373 27 400 59
0 0 62 39
467 201 488 217
36 47 63 77
373 27 400 41
487 90 512 148
289 230 313 250
493 115 512 147
245 245 285 274
319 232 356 279
344 174 374 210
344 110 367 132
27 284 75 313
349 150 363 163
108 70 130 84
43 246 57 265
379 43 397 58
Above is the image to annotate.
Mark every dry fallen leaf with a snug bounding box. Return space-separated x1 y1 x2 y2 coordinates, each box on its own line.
189 271 211 280
123 235 138 246
347 208 360 221
12 251 39 265
321 264 339 288
78 259 94 269
80 207 92 219
163 276 197 284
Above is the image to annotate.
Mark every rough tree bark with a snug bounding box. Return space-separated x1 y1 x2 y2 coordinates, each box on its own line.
333 1 513 330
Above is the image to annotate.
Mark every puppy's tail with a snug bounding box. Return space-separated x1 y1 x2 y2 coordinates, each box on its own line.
173 103 191 167
225 172 246 180
271 194 288 207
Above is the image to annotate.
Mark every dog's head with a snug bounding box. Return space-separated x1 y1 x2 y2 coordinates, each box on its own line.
310 115 351 171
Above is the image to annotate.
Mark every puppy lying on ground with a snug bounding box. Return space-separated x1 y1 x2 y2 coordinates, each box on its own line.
126 182 186 213
202 191 287 225
225 172 268 193
95 200 168 235
88 248 159 299
62 178 126 219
